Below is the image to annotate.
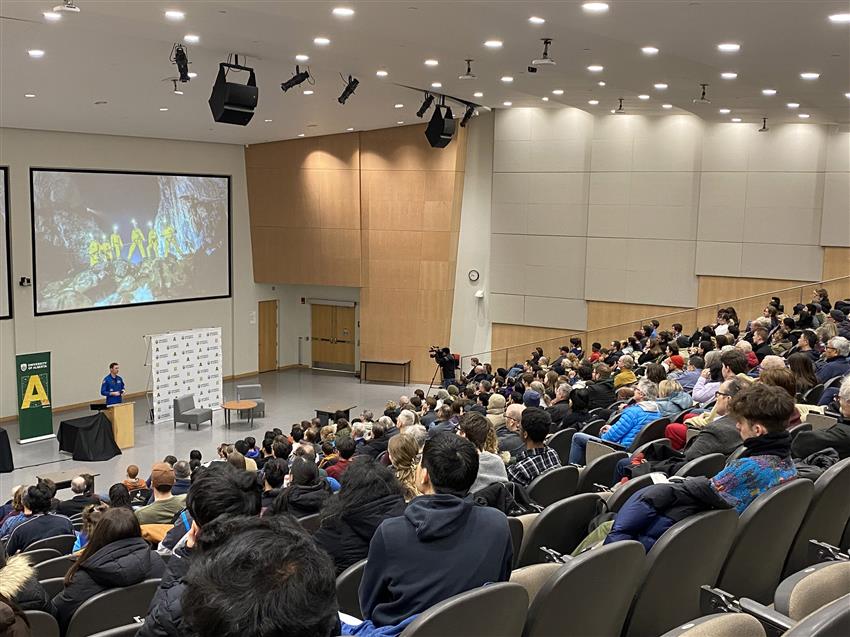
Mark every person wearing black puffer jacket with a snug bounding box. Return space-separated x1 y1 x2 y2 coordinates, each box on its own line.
270 458 332 519
0 550 54 615
53 507 164 634
314 458 406 575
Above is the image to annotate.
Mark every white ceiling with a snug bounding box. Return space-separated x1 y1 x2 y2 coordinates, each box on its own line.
1 0 849 145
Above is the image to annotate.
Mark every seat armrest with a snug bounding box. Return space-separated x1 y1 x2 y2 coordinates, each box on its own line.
739 598 794 633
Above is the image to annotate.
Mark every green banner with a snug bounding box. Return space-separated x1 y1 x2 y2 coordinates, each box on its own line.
16 351 53 442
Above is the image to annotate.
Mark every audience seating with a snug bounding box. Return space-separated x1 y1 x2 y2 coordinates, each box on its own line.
509 562 561 606
725 446 746 464
659 614 766 637
783 458 850 578
39 577 65 598
507 517 525 567
26 533 76 555
579 419 605 437
783 593 850 637
22 547 62 565
674 453 726 479
774 561 850 621
35 554 75 581
236 383 265 417
297 513 321 534
802 384 826 405
129 488 152 507
576 450 628 493
335 558 367 619
516 493 601 567
546 428 576 465
622 509 739 637
22 610 60 637
88 625 141 637
606 474 654 513
173 393 213 430
65 578 160 637
398 582 528 637
716 480 814 604
824 375 845 389
527 465 579 507
627 417 672 452
523 541 645 637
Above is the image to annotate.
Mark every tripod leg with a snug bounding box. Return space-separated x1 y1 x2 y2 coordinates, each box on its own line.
426 364 441 396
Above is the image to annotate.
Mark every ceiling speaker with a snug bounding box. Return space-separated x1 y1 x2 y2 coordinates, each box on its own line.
209 62 258 126
425 106 456 148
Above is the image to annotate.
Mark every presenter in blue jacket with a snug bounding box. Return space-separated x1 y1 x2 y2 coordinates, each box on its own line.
101 362 125 405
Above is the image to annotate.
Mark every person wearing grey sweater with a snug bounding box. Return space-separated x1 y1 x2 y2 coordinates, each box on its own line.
470 450 509 493
457 412 508 492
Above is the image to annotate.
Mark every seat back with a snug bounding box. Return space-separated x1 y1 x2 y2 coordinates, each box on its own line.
784 458 850 577
297 513 321 534
507 516 524 568
658 614 766 637
586 439 617 464
606 475 654 513
805 412 838 431
547 428 576 464
35 554 75 581
628 417 671 453
335 558 367 619
26 534 76 555
39 577 65 598
21 547 61 565
129 488 152 507
577 451 628 493
802 384 825 405
783 593 850 637
527 465 579 507
517 493 602 567
717 479 814 604
399 582 528 637
725 445 746 464
674 453 726 478
580 419 605 437
65 579 161 637
623 509 739 637
88 625 141 637
524 541 645 637
775 561 850 621
23 610 60 637
236 384 262 400
509 563 561 607
173 394 195 418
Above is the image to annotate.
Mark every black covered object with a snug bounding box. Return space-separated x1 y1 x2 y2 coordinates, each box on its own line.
0 426 14 473
57 413 121 461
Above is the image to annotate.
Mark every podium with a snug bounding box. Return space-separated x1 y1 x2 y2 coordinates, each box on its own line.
105 402 135 449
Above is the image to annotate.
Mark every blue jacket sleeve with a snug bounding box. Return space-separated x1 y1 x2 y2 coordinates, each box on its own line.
100 377 110 398
602 408 638 444
358 525 391 622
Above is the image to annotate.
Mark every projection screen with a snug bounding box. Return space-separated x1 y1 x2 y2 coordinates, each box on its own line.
1 168 10 319
31 169 231 315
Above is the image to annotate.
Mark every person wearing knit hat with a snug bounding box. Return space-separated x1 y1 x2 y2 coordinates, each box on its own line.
522 390 541 408
486 393 506 431
668 355 685 371
446 384 459 397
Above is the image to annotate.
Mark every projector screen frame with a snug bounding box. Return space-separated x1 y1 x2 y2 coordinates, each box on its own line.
0 166 11 320
29 167 233 317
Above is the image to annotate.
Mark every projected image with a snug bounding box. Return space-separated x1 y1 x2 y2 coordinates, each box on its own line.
1 168 10 319
32 170 230 315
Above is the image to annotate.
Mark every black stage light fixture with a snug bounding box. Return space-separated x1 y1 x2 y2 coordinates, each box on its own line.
208 55 258 126
460 103 475 127
338 75 359 104
425 104 456 148
172 44 190 82
416 93 435 118
281 66 310 92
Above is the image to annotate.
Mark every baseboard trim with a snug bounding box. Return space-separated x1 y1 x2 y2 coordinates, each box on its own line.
277 364 308 371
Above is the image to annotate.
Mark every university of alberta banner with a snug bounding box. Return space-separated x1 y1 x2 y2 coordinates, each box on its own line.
151 328 222 424
16 351 53 442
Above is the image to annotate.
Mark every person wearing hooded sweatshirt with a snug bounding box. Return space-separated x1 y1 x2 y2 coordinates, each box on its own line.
357 433 512 630
270 458 331 519
653 380 693 418
53 507 165 633
313 458 406 575
260 458 288 512
0 550 54 615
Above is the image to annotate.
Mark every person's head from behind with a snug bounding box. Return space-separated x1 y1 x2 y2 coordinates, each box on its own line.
163 455 178 467
186 463 262 530
728 383 795 441
108 483 132 509
758 368 797 400
458 412 492 452
189 449 202 462
263 458 289 491
658 380 683 398
65 507 140 585
336 436 356 461
290 457 319 487
227 452 247 471
273 438 292 460
183 515 338 637
721 348 749 378
173 461 191 481
688 355 705 371
335 458 403 514
759 355 786 372
644 363 667 384
126 464 140 480
417 433 478 497
23 481 53 514
397 409 416 430
519 407 552 447
80 502 108 540
70 476 86 495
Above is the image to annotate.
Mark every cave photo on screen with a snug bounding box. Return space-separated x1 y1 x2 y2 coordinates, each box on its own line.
32 170 230 314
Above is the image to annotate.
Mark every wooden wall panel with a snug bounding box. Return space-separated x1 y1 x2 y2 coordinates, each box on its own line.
695 276 816 327
822 247 850 300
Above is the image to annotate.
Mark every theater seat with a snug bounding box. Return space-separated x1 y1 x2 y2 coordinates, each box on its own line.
527 465 579 507
516 494 601 567
22 611 60 637
336 558 367 619
659 614 766 637
783 593 850 637
26 534 76 555
65 578 160 637
774 561 850 621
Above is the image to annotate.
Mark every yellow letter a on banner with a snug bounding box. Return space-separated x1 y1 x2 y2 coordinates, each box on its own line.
21 375 50 409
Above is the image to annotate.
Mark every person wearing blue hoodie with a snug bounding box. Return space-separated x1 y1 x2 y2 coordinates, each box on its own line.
357 433 513 630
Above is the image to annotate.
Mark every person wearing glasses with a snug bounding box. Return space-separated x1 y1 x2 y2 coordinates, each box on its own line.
814 336 850 384
669 378 746 458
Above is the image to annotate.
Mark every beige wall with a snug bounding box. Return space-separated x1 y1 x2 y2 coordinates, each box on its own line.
0 128 261 419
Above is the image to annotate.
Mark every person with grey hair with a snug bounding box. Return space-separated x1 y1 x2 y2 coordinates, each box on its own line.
403 424 428 449
792 375 850 459
172 461 192 496
396 409 416 430
614 355 637 388
56 476 101 517
815 336 850 383
758 355 786 373
568 379 661 465
545 383 572 431
352 422 368 447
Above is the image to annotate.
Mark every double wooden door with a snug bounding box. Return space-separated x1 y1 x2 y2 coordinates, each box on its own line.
311 304 355 372
258 300 279 373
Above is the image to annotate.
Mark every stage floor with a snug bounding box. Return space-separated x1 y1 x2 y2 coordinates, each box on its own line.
0 368 427 495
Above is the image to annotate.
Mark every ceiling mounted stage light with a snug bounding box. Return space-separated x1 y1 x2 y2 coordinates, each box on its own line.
692 83 711 104
171 44 191 82
53 0 79 13
281 65 310 92
208 54 258 126
531 38 556 67
758 117 769 132
459 59 476 80
417 93 435 117
460 104 476 127
338 75 359 104
615 97 625 114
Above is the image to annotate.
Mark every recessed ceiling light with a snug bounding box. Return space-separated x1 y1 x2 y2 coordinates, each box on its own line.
314 37 331 46
800 72 820 80
425 59 439 66
731 117 742 122
43 11 61 21
484 40 503 49
184 34 200 44
541 96 549 101
662 103 673 109
297 133 305 137
552 89 564 95
845 92 850 99
787 102 800 109
264 119 272 122
473 92 484 98
654 83 668 90
173 88 184 95
762 88 777 96
588 99 599 105
394 103 404 109
610 109 616 114
501 75 514 83
28 49 45 58
503 101 512 106
332 7 354 17
828 13 850 23
295 54 310 62
187 71 198 78
638 94 650 100
303 89 314 95
717 42 741 53
165 10 185 21
598 81 606 87
25 93 36 98
431 82 442 88
159 107 169 111
721 72 738 79
719 108 731 114
376 69 388 77
529 16 546 24
587 64 604 72
641 46 659 55
346 127 354 131
798 113 810 119
582 2 609 13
